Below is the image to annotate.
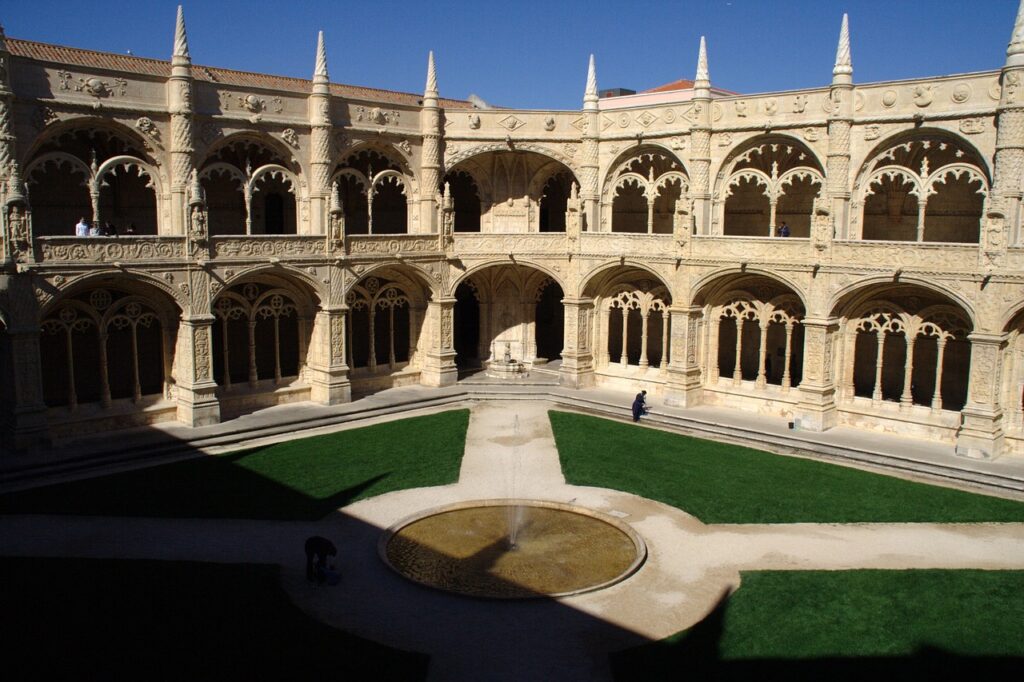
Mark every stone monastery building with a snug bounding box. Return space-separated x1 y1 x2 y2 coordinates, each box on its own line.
2 6 1024 460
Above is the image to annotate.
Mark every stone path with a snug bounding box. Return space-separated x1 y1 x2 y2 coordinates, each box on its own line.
2 401 1024 682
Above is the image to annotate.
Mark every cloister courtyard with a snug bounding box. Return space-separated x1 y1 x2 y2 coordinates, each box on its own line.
3 392 1023 681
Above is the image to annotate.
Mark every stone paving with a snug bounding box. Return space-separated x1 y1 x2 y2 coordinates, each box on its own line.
2 401 1024 681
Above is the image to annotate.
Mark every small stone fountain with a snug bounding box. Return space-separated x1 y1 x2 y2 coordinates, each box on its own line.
486 342 527 379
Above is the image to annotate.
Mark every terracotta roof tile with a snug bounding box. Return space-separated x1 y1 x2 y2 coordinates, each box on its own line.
643 78 696 93
7 37 468 107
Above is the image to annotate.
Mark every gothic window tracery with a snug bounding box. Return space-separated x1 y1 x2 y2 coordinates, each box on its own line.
843 302 970 411
604 149 689 234
212 283 302 388
708 294 804 389
200 137 299 235
718 137 824 238
601 285 671 370
40 289 168 409
345 277 412 372
854 133 988 243
331 149 409 235
26 127 160 235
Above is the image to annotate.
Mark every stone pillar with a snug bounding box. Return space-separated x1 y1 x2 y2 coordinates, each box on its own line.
174 315 220 426
690 38 713 235
420 52 442 234
168 7 194 237
0 22 16 207
559 297 595 388
309 31 332 238
795 317 839 431
955 332 1007 459
421 297 457 387
664 305 703 407
307 306 352 404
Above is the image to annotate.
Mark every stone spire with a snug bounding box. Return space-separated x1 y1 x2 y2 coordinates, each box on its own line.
0 20 7 53
584 54 598 110
833 14 852 84
172 5 190 62
424 50 438 102
312 31 329 97
1007 0 1024 67
694 36 710 94
314 31 329 82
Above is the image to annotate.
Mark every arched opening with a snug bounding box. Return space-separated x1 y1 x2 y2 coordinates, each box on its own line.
534 279 564 364
604 148 688 234
694 274 806 393
719 137 824 237
39 284 175 411
447 151 578 232
333 149 410 235
345 267 431 391
200 136 299 235
837 286 972 414
211 278 315 392
454 281 481 370
26 126 158 236
454 265 562 369
539 172 572 232
583 266 673 376
855 132 987 243
444 170 481 233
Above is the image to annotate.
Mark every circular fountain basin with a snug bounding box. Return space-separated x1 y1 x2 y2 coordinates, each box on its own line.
379 499 646 599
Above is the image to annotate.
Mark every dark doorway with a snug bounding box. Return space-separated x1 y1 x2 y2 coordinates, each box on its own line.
454 281 480 369
535 282 564 362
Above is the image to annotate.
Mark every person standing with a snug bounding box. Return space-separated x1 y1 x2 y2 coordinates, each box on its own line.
778 222 790 237
632 390 647 422
75 217 89 236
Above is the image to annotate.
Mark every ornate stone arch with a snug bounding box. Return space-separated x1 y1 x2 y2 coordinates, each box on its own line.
214 263 325 310
689 267 808 311
827 276 977 329
38 270 186 321
450 258 566 298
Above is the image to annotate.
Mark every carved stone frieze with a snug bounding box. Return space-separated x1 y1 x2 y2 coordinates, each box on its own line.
347 236 438 254
38 237 186 262
211 237 326 259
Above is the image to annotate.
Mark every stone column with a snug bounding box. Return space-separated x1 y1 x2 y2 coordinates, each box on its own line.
901 334 917 405
307 306 352 404
955 332 1007 459
664 305 704 407
795 317 839 431
420 297 457 387
174 315 220 426
559 297 595 388
930 337 947 412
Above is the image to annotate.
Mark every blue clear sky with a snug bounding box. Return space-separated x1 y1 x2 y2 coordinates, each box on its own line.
3 1 1020 109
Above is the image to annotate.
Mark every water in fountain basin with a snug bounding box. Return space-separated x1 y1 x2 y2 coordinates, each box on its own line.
506 414 524 549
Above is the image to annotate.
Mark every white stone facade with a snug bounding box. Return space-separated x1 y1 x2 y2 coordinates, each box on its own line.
2 8 1024 460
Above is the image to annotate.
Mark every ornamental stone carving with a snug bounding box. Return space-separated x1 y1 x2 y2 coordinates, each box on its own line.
281 128 300 148
38 238 186 262
912 84 934 108
211 237 327 259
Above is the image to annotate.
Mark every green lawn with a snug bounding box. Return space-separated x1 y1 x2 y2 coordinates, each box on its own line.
549 411 1024 523
611 570 1024 680
1 410 469 520
3 557 428 681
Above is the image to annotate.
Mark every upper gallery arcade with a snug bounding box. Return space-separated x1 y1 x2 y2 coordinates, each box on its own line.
2 6 1024 461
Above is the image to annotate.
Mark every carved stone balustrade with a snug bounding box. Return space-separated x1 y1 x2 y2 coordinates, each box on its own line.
452 233 568 257
36 236 187 264
689 235 811 264
579 233 672 258
831 241 980 272
347 235 443 257
210 235 327 260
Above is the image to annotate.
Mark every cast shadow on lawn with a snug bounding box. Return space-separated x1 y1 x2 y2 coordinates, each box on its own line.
610 590 1024 681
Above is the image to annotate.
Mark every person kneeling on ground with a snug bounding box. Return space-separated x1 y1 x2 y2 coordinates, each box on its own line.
304 535 337 583
632 390 648 422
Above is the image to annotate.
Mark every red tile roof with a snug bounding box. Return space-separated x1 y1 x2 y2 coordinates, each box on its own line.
643 78 696 93
7 37 469 107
